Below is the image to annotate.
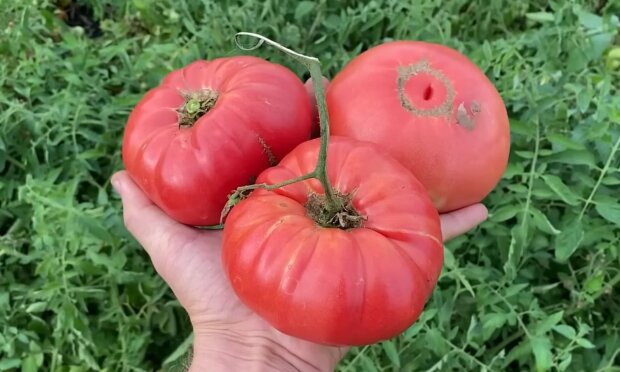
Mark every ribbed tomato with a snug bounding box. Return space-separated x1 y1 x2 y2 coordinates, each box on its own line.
222 136 443 346
326 41 510 212
122 56 312 225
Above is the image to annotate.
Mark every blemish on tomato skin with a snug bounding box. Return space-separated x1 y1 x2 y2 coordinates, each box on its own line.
456 101 480 131
471 100 481 114
257 135 277 166
282 277 299 295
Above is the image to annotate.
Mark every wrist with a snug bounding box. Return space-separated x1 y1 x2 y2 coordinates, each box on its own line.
188 328 339 372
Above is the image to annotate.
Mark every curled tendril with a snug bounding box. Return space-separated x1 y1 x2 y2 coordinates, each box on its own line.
234 33 264 51
234 32 319 66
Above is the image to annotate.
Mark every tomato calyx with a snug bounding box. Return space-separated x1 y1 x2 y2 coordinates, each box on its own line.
305 191 365 229
177 89 219 128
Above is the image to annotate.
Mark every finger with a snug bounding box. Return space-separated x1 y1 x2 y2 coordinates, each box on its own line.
439 203 488 242
304 76 330 137
111 170 203 263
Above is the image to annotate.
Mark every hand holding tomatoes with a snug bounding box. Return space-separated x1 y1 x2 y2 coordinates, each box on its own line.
111 166 487 368
119 32 507 351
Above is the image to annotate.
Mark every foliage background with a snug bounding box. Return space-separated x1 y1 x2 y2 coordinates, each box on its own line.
1 0 619 371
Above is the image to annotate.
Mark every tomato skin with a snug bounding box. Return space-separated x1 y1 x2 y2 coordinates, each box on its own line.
326 41 510 212
122 56 312 225
222 137 443 346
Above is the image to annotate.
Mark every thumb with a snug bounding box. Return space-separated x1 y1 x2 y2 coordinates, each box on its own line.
111 170 202 270
440 204 488 242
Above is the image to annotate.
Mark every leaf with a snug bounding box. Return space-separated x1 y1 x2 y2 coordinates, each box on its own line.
403 309 437 339
425 328 449 356
79 215 114 242
466 315 480 342
504 283 529 298
535 311 564 335
558 353 572 371
382 341 401 367
547 133 586 150
163 332 194 366
601 176 620 186
504 225 527 280
0 359 21 371
577 10 603 30
505 338 532 364
515 150 535 159
555 219 584 262
590 33 615 60
546 150 596 167
526 12 555 23
21 355 39 372
295 1 315 20
575 337 596 349
481 313 506 341
553 325 577 339
444 248 455 268
132 0 147 10
26 302 47 313
530 207 561 235
576 89 592 113
541 175 580 206
360 353 379 372
595 204 620 226
584 271 605 294
491 204 522 222
531 336 553 372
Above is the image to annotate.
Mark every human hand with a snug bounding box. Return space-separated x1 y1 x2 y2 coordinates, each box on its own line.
112 77 488 371
111 169 486 371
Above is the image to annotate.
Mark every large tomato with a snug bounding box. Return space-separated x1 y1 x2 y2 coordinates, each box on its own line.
222 136 443 346
326 41 510 212
122 56 312 225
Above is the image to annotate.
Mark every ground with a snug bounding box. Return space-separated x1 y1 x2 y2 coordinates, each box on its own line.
0 0 619 371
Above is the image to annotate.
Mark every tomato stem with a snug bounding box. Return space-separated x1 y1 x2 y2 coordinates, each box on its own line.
234 32 341 212
233 173 315 194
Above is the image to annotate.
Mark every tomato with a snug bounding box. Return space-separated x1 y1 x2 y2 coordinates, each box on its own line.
326 41 510 212
222 136 443 346
122 56 312 225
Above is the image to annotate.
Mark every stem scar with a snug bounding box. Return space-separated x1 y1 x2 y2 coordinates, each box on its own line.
397 60 455 117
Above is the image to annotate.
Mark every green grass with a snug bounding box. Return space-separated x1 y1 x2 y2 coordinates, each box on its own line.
1 0 619 370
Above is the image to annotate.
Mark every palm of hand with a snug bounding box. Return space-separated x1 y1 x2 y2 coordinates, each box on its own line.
112 169 487 370
114 172 348 369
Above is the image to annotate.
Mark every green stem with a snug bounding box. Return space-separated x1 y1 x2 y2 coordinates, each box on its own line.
235 173 315 193
234 32 340 211
579 134 620 220
197 224 224 230
307 62 339 211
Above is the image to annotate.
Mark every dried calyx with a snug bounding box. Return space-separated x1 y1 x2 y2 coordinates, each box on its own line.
177 89 219 128
305 192 365 229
